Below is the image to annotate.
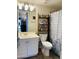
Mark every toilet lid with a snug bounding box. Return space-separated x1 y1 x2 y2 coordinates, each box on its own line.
42 41 52 48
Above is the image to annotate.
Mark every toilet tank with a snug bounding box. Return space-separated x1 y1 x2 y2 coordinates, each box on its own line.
39 34 47 41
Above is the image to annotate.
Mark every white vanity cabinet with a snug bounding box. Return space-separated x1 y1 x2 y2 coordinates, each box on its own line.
17 32 39 58
17 39 28 58
27 38 39 57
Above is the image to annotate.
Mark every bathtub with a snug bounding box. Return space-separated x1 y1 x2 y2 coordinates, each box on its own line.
17 32 39 58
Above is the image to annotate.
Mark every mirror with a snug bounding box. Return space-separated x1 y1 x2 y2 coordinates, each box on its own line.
17 4 36 32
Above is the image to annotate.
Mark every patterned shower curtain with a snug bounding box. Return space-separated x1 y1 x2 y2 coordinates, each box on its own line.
50 10 62 56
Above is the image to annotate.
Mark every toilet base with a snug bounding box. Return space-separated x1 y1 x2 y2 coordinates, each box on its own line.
42 48 50 56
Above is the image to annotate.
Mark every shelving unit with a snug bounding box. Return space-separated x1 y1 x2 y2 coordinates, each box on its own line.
38 15 49 34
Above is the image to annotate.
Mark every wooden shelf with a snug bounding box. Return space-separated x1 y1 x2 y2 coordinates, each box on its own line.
38 15 49 34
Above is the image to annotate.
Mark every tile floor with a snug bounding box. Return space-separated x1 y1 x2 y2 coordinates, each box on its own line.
18 49 60 59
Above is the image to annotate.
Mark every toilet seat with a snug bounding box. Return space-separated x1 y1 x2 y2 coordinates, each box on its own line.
42 41 52 49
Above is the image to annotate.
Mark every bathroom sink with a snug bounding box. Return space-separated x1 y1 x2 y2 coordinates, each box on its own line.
18 32 39 39
21 32 28 36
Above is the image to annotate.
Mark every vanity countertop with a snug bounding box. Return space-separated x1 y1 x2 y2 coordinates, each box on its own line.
18 32 39 39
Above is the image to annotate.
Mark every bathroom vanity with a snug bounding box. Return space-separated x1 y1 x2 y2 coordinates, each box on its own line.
17 32 39 58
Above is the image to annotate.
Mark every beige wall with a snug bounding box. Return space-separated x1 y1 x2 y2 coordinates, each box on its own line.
36 5 53 15
28 10 36 32
28 6 53 33
17 1 62 33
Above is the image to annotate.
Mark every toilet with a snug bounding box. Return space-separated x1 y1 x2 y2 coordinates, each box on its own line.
39 34 52 56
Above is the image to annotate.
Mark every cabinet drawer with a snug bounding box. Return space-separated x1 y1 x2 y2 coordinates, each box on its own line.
19 40 29 46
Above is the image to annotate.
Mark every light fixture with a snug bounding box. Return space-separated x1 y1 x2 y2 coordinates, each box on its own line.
24 4 29 10
29 5 35 11
18 3 24 10
18 3 35 11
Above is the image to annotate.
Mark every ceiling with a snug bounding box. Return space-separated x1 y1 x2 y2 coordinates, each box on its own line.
17 0 62 6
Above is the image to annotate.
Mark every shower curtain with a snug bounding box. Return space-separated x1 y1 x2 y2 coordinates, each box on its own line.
50 10 62 56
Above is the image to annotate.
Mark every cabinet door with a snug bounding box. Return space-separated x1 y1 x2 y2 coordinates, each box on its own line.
27 38 39 57
17 40 29 58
